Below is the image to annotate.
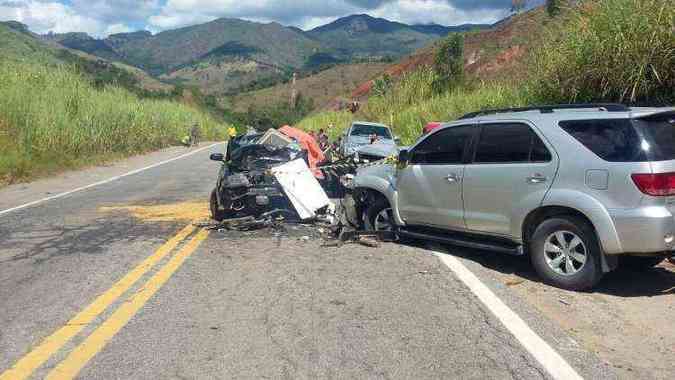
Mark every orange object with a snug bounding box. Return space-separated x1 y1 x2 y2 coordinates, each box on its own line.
279 125 326 178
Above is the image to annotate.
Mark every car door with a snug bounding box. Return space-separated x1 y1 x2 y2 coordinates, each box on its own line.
463 122 558 236
397 125 476 229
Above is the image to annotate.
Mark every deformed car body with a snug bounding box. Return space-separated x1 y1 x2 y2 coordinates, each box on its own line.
340 121 399 161
353 104 675 290
209 132 308 221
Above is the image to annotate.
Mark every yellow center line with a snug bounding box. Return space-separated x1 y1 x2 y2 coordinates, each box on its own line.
46 228 210 380
0 224 196 380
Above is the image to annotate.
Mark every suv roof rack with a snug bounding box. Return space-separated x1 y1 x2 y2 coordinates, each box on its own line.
459 103 629 120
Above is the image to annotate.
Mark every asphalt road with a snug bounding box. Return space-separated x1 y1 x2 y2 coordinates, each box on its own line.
0 143 616 380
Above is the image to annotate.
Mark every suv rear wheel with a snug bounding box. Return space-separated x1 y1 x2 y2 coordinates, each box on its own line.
529 216 603 291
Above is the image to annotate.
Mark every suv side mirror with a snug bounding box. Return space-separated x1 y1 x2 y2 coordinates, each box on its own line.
210 153 225 162
398 149 410 165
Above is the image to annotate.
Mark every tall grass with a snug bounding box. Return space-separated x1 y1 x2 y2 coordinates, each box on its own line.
296 110 355 140
300 70 533 145
0 61 227 184
530 0 674 105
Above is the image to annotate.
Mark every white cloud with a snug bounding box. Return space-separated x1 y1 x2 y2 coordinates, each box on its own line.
0 0 518 36
148 0 360 30
71 0 160 24
0 0 105 35
104 23 132 35
370 0 508 26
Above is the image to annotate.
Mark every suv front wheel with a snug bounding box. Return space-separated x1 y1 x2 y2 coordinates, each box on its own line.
364 196 395 232
529 216 603 291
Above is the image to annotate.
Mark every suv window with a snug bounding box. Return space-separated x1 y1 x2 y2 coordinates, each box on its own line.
411 125 474 165
474 123 552 164
635 113 675 161
560 119 647 162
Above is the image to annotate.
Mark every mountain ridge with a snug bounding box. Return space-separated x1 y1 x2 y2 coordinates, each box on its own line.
10 15 492 95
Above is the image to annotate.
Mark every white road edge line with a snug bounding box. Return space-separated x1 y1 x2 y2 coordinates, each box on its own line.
0 143 222 217
433 250 584 380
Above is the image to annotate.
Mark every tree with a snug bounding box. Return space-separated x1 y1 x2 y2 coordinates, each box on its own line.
546 0 561 17
372 74 393 97
433 33 464 92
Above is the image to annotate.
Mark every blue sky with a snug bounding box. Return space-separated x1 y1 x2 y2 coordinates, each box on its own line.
0 1 522 37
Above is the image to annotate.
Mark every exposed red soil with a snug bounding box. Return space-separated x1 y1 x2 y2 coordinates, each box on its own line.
340 7 546 105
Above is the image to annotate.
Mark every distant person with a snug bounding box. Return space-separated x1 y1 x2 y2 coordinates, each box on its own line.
190 123 201 146
318 129 329 151
309 130 318 142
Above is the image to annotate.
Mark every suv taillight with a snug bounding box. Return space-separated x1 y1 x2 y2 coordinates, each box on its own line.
631 173 675 196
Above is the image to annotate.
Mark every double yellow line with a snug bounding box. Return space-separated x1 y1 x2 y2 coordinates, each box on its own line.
0 225 209 380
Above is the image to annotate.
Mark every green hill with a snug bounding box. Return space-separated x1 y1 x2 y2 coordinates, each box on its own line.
115 19 321 75
307 15 487 61
0 22 61 64
31 15 489 96
0 22 227 186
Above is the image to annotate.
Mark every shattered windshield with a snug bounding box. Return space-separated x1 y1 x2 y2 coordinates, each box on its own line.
351 124 392 139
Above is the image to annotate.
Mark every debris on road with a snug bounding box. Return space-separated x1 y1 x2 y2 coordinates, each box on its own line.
504 278 526 287
271 159 330 220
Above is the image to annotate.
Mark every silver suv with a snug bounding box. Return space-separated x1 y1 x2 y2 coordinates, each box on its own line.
353 104 675 290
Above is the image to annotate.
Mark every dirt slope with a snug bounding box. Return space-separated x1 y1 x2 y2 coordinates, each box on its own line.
349 7 547 102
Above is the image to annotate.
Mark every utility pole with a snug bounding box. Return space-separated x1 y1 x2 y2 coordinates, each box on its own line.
290 72 298 109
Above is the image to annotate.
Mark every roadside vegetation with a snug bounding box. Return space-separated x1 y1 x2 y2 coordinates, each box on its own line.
299 0 674 144
0 61 227 185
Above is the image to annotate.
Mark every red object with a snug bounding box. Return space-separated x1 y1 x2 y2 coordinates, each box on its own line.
424 122 442 135
631 172 675 196
279 125 325 178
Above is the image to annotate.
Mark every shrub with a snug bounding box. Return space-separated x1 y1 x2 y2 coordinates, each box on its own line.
433 33 465 91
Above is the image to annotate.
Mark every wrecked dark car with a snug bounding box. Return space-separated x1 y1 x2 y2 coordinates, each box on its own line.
209 132 307 221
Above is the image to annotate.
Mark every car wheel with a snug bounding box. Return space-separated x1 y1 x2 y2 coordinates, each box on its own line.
364 197 395 233
620 256 664 270
529 216 603 291
210 188 227 222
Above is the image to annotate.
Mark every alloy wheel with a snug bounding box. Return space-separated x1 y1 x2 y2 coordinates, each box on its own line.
543 230 588 276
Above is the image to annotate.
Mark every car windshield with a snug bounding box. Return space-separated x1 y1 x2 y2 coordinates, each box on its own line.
351 124 392 139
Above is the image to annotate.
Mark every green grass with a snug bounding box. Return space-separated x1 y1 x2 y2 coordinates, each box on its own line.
296 111 355 141
530 0 674 105
0 61 228 184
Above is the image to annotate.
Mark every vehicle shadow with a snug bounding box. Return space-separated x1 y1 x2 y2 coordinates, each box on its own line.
420 242 675 297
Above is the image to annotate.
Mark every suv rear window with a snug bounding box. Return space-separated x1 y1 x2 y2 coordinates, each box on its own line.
559 119 647 162
560 115 675 162
635 113 675 161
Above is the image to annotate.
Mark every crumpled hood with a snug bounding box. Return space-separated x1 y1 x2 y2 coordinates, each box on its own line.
356 141 399 158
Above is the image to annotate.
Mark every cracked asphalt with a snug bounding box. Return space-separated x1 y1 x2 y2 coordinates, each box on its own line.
0 143 615 379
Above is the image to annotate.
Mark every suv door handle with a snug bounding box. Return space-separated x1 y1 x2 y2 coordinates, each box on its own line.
446 173 460 183
527 175 548 184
